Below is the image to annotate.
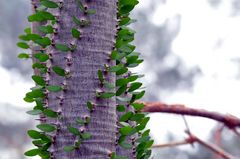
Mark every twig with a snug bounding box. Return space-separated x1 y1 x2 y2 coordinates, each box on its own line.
152 133 236 159
141 102 240 129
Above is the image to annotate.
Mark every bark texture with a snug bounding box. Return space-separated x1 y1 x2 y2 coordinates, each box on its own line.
32 0 118 158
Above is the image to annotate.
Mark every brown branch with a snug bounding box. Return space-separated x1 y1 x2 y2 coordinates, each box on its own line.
152 133 236 159
141 102 240 129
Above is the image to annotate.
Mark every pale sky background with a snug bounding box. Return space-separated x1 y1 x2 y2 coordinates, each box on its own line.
1 0 240 158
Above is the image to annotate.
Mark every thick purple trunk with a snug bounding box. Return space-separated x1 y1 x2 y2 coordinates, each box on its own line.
32 0 118 158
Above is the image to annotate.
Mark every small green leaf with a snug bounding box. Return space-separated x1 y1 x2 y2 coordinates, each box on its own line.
26 89 45 99
71 28 80 39
28 11 55 22
64 145 76 152
72 16 90 27
46 85 63 92
24 149 40 156
119 112 133 122
32 75 46 86
97 70 104 83
87 101 94 111
81 132 92 140
37 123 56 132
131 91 145 101
55 43 70 52
68 126 80 135
34 37 51 48
52 66 65 76
43 109 58 118
86 9 96 15
72 16 81 25
37 25 54 34
76 118 85 125
119 142 132 149
24 27 31 34
116 85 127 96
130 113 145 122
109 65 124 72
103 82 115 89
76 0 85 12
119 126 134 136
34 53 49 62
128 82 142 92
18 53 30 59
26 109 42 115
27 130 42 139
117 105 125 112
97 92 115 98
116 78 129 87
40 0 59 8
131 103 144 111
136 117 150 131
17 42 29 49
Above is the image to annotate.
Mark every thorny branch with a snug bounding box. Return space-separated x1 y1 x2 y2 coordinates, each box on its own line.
152 133 236 159
142 102 240 129
142 102 240 159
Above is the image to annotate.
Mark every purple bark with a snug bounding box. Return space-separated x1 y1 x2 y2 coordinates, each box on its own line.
31 0 118 158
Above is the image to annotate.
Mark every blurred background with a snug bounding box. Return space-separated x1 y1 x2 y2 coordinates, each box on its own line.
0 0 240 158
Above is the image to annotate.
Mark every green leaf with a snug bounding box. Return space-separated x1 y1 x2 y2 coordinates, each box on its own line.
46 85 62 92
116 78 129 87
26 109 42 115
119 126 134 136
109 64 124 72
43 109 58 118
52 66 65 76
37 123 56 132
81 132 92 140
72 16 90 27
131 91 145 101
116 105 125 112
18 53 30 59
71 28 80 39
72 16 81 25
24 149 40 156
97 70 104 83
68 126 80 135
116 85 127 96
28 11 55 22
119 112 133 122
136 117 150 131
24 27 31 34
76 0 85 12
103 82 115 89
86 9 96 15
26 89 45 99
76 118 85 125
119 17 131 26
27 130 42 139
63 145 76 152
119 142 132 149
34 37 51 48
40 0 59 8
32 75 46 86
87 101 94 111
128 82 142 92
130 113 145 122
34 53 49 62
37 25 54 34
17 42 29 49
131 103 144 111
97 92 115 98
55 43 70 52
